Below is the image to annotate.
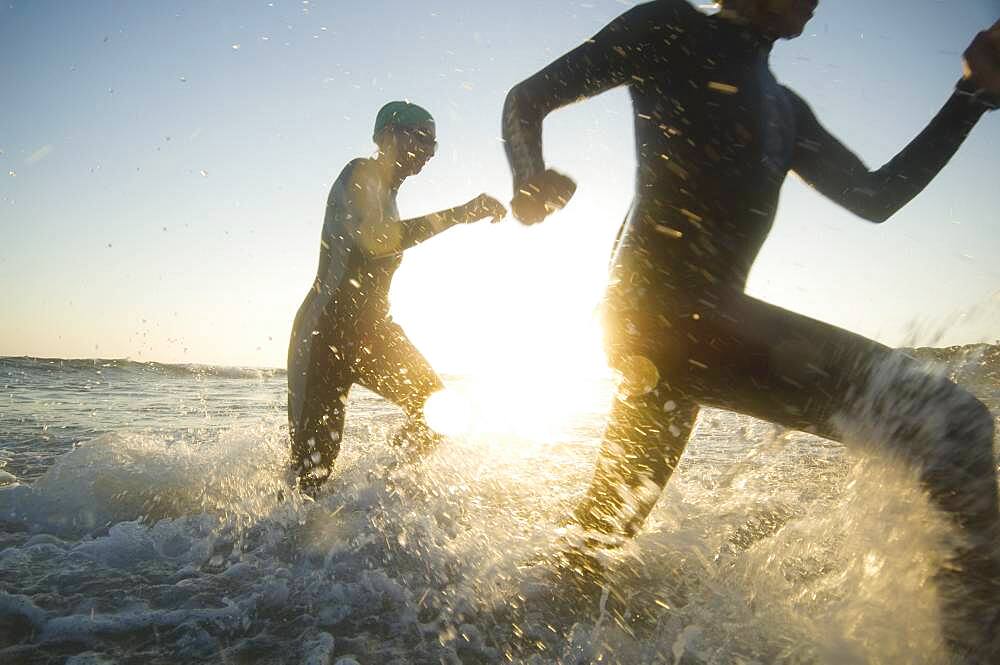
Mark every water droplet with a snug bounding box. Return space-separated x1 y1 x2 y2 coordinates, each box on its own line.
231 43 241 50
7 170 14 177
199 169 208 177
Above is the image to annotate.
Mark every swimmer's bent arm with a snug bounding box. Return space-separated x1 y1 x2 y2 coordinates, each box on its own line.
787 86 992 224
343 169 504 259
393 199 503 253
502 2 686 190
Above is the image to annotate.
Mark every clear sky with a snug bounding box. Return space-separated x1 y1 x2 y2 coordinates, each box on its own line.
2 0 999 371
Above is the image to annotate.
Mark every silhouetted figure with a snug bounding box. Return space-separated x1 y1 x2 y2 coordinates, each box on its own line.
289 101 505 495
503 0 1000 658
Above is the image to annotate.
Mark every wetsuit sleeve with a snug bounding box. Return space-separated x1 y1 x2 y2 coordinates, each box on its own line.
341 166 475 259
395 206 479 250
788 85 992 223
502 2 685 191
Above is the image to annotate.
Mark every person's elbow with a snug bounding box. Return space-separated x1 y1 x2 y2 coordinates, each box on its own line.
842 186 896 224
503 82 527 114
502 83 538 136
855 206 893 224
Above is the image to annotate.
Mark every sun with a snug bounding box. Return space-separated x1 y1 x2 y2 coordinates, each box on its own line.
389 209 622 443
414 280 614 443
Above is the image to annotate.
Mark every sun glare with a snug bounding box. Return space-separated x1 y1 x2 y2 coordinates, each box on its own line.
393 211 622 445
423 389 472 437
422 314 612 444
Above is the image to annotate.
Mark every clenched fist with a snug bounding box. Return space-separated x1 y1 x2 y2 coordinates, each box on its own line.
963 19 1000 98
461 193 507 224
510 169 577 226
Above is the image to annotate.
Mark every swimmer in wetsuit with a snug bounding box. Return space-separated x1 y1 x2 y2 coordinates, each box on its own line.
502 1 1000 658
289 101 506 495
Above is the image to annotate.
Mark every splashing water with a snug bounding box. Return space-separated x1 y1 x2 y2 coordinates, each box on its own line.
0 349 997 663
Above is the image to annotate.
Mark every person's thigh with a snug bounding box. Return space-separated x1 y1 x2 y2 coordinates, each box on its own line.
676 293 898 438
354 320 444 415
603 288 949 440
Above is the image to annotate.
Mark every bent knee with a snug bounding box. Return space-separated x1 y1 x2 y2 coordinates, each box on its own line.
946 390 996 470
947 389 995 439
884 370 993 444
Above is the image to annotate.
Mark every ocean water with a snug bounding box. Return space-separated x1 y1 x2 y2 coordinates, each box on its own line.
0 346 998 664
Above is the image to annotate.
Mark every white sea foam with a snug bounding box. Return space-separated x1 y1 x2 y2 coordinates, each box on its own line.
0 423 293 535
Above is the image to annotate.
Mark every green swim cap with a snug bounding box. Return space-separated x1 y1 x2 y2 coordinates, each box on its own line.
373 101 435 141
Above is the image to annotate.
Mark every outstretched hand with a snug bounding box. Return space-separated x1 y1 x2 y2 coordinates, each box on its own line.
510 169 577 226
963 19 1000 97
463 193 508 224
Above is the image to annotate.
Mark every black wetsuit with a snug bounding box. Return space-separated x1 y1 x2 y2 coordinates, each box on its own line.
503 1 999 654
288 158 444 491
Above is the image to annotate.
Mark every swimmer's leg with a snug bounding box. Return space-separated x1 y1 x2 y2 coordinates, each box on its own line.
288 337 352 494
355 320 445 450
573 378 700 540
829 356 1000 660
693 295 1000 659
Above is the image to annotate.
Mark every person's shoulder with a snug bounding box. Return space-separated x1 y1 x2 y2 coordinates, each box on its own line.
339 158 376 184
606 0 701 42
331 158 379 195
623 0 701 25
